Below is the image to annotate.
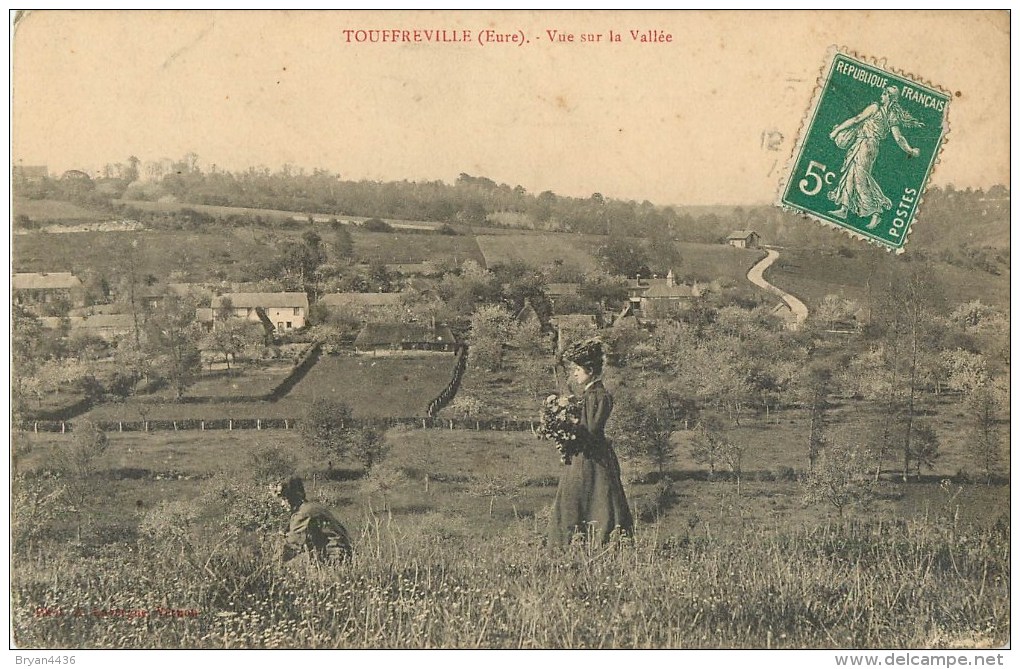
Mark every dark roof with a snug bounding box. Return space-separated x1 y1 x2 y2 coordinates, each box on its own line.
13 272 82 291
727 229 759 240
354 322 456 348
643 283 695 299
212 292 309 309
627 277 667 293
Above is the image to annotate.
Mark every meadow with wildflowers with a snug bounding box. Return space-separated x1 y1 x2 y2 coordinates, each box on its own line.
10 424 1008 649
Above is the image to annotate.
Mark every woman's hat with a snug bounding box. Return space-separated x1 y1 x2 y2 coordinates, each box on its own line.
561 337 604 369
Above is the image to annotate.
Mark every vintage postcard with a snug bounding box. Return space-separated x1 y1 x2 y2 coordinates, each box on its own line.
8 10 1010 660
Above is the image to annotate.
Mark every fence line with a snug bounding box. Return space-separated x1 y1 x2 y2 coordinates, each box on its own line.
426 345 469 417
24 415 538 434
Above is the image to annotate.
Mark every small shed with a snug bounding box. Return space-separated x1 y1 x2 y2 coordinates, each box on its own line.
727 230 761 249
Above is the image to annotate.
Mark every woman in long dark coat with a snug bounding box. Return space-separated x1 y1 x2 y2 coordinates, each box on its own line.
548 339 634 547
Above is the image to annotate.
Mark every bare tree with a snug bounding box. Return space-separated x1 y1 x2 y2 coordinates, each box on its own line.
55 421 110 542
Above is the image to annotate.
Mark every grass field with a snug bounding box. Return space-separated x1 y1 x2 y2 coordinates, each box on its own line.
115 198 446 231
349 230 486 266
282 353 458 417
83 352 458 422
154 364 294 400
10 420 1010 649
475 232 766 286
13 197 110 221
12 229 265 281
475 233 604 273
766 248 1011 312
11 222 485 279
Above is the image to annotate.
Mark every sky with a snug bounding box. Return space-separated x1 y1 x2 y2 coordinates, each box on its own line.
10 10 1010 206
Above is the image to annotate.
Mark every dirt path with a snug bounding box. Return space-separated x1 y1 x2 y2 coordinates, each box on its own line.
746 249 809 328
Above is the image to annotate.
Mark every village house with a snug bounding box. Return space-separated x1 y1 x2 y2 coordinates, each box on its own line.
136 282 206 310
354 322 458 353
13 272 86 310
727 230 761 249
39 314 136 341
639 270 700 319
210 292 309 332
625 274 673 309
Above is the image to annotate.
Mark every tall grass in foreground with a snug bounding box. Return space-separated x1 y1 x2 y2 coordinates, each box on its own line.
12 510 1008 649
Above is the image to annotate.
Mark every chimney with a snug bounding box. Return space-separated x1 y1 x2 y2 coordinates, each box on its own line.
666 269 674 287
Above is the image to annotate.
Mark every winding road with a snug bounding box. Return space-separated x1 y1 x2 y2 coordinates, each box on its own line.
746 248 809 329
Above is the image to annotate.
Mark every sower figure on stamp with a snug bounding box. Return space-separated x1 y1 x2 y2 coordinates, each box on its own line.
548 338 634 548
828 85 923 230
275 476 353 564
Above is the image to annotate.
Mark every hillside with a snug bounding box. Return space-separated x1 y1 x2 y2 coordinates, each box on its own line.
476 231 766 286
13 197 109 221
766 247 1010 312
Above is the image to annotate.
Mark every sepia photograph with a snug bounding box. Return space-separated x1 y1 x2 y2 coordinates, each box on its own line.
8 9 1011 659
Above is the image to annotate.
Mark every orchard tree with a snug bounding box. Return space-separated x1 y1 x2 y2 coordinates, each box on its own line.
349 428 389 472
595 237 651 278
299 398 387 472
299 398 353 469
201 320 264 370
966 384 1002 484
510 319 554 403
689 412 730 479
12 305 44 419
909 421 940 479
469 304 515 372
56 420 110 542
611 380 679 477
797 360 834 473
869 261 947 482
804 434 873 519
145 294 202 399
577 272 630 312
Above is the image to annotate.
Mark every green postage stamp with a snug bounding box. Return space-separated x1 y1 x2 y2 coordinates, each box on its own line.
778 50 950 252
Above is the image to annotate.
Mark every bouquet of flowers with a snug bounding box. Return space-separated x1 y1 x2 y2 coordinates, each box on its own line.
536 393 586 465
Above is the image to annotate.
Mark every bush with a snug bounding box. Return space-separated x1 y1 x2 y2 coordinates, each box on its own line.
361 218 393 233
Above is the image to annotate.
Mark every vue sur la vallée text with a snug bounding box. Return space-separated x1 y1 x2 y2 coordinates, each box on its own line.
342 28 674 46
